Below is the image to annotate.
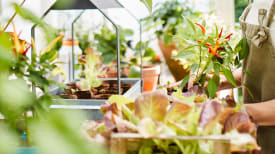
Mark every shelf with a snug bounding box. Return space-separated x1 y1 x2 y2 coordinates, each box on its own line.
50 78 141 120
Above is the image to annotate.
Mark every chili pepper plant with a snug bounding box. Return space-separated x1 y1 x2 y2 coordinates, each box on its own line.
173 21 248 98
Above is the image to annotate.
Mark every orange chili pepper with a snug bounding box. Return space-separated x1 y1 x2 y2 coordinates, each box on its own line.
12 23 21 53
205 40 221 58
11 22 30 56
195 23 206 35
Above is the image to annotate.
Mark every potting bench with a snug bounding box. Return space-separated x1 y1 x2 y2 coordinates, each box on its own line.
111 133 231 154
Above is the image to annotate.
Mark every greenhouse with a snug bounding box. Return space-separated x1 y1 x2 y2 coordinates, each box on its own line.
1 0 274 153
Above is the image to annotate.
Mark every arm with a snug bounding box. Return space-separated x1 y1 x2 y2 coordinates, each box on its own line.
168 68 243 90
245 100 275 126
218 68 242 91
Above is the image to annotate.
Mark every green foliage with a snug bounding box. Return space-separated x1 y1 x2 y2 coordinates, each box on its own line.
78 52 103 90
140 0 152 12
235 0 248 22
144 0 202 45
30 110 107 154
94 25 133 64
13 3 56 42
75 26 95 52
173 19 246 98
235 38 249 60
52 28 65 52
179 75 190 89
207 75 220 98
97 90 257 153
0 3 106 154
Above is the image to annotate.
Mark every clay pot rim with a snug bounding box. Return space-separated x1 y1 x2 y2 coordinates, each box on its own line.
142 65 160 74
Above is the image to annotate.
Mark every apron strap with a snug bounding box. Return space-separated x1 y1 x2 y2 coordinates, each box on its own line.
265 0 275 27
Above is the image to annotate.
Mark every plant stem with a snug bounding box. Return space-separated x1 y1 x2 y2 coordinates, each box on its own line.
3 0 26 31
196 46 202 82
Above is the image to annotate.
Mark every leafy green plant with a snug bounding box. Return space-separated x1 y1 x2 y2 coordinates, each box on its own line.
173 21 248 98
0 2 107 154
128 41 161 78
235 0 248 22
78 52 105 91
140 0 152 11
87 90 258 153
94 25 133 64
76 27 95 52
144 0 202 45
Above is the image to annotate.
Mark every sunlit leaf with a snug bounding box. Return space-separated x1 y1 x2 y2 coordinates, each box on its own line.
190 64 199 74
140 0 152 12
135 90 169 121
0 78 34 122
172 88 196 104
213 62 220 74
173 51 195 59
165 99 192 122
235 38 249 60
13 4 55 42
108 95 134 109
113 115 138 133
185 17 196 33
207 79 217 98
30 110 107 154
222 66 237 87
0 32 13 71
179 75 189 89
43 33 63 54
0 123 18 154
137 118 160 138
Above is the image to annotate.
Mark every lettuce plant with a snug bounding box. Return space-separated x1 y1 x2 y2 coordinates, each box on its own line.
87 90 259 153
77 52 104 91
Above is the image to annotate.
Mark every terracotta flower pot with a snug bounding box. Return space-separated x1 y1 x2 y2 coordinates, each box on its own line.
142 65 160 91
106 68 129 78
158 40 189 81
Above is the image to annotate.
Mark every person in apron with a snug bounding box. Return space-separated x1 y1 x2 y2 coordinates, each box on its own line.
217 0 275 153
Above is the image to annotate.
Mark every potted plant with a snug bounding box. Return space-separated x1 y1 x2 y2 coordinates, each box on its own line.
127 41 161 91
144 0 202 81
0 3 107 154
172 20 248 98
57 51 133 99
94 25 134 78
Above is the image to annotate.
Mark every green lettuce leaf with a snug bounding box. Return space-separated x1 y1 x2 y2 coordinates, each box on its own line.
137 118 160 138
172 89 196 105
165 99 192 123
135 90 169 121
108 95 134 109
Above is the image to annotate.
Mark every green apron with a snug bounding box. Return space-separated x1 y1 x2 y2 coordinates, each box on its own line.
240 1 275 154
